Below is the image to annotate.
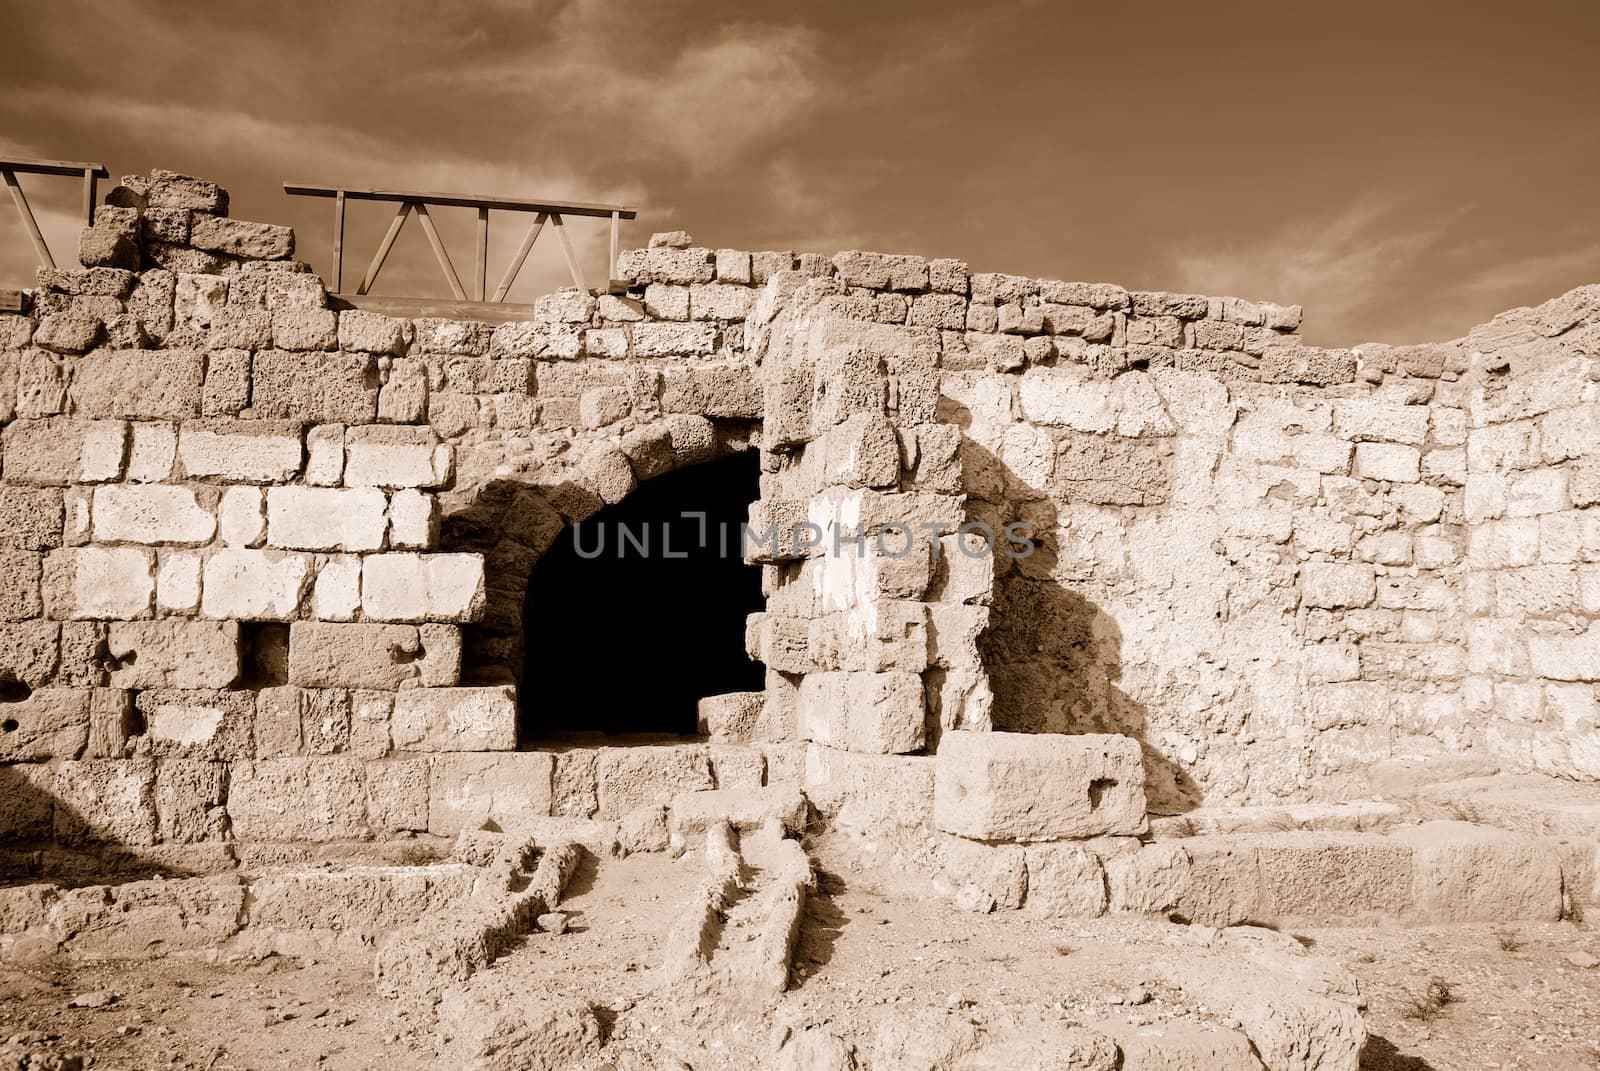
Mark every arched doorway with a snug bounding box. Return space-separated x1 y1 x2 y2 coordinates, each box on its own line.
519 449 764 740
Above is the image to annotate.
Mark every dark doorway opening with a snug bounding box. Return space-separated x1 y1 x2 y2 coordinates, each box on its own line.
520 450 765 739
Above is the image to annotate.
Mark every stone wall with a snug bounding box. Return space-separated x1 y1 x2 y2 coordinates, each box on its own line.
0 168 1595 858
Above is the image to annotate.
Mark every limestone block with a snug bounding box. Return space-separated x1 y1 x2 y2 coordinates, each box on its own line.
271 307 339 350
106 620 240 689
70 349 203 419
360 552 485 622
201 548 310 619
1331 400 1429 444
1391 821 1563 922
689 282 756 320
387 489 438 549
823 411 900 489
155 550 202 612
1023 843 1108 917
378 359 428 422
1353 442 1420 483
1529 624 1600 681
428 752 554 835
631 321 717 358
1252 832 1415 922
250 350 377 423
364 758 428 832
0 551 42 620
1170 840 1267 927
350 691 393 758
1105 843 1192 914
52 758 157 845
188 214 293 259
0 487 63 551
217 486 265 548
148 170 228 213
49 546 154 619
576 443 636 505
0 763 56 839
312 554 361 621
343 425 452 488
253 686 302 757
91 484 215 545
0 621 60 688
77 206 139 269
934 731 1146 841
178 421 303 482
413 317 492 355
305 424 345 485
832 251 929 291
286 621 425 689
933 834 1026 911
595 745 713 818
202 348 251 415
697 691 764 741
154 759 229 843
1299 562 1375 609
229 758 371 841
122 422 176 483
391 686 516 751
338 309 412 355
208 305 272 349
0 687 90 761
798 670 925 754
266 486 388 551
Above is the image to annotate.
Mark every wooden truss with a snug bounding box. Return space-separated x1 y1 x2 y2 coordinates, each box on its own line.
1 157 110 271
284 183 638 301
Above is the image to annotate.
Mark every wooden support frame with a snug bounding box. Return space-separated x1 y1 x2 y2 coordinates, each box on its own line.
1 157 109 273
285 182 637 303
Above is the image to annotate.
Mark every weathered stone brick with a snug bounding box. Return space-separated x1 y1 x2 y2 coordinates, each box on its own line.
286 621 423 689
0 687 89 761
53 759 157 845
1300 562 1377 609
47 546 154 619
266 486 387 551
798 671 925 755
360 553 485 622
70 349 203 419
189 215 293 260
229 758 369 841
934 731 1146 841
178 421 302 482
391 686 516 751
106 621 240 688
91 484 216 545
343 425 452 488
201 549 311 619
428 752 553 834
249 350 377 422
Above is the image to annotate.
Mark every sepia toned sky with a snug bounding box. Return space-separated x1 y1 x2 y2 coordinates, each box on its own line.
3 0 1598 345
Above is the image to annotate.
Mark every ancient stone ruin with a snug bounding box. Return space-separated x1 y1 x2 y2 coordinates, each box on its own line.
0 169 1597 1070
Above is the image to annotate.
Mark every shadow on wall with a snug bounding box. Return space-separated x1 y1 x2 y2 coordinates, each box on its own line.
957 435 1203 815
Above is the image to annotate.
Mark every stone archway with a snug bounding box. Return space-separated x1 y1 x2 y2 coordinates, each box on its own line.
437 414 762 745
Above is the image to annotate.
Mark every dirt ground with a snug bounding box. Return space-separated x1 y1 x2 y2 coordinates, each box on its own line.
1 854 1596 1070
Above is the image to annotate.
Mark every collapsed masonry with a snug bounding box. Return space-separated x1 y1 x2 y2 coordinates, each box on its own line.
0 169 1596 918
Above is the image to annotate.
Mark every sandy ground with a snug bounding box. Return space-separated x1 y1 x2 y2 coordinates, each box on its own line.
1 854 1597 1070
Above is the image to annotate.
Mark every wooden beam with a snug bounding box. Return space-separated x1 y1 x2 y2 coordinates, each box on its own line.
332 292 535 324
609 211 620 282
551 213 586 294
284 182 636 220
414 202 467 301
3 169 55 270
474 206 488 302
331 190 346 293
357 200 413 296
81 168 97 227
0 158 109 179
492 212 546 302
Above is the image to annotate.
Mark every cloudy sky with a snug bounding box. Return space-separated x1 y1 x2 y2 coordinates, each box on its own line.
3 0 1597 344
